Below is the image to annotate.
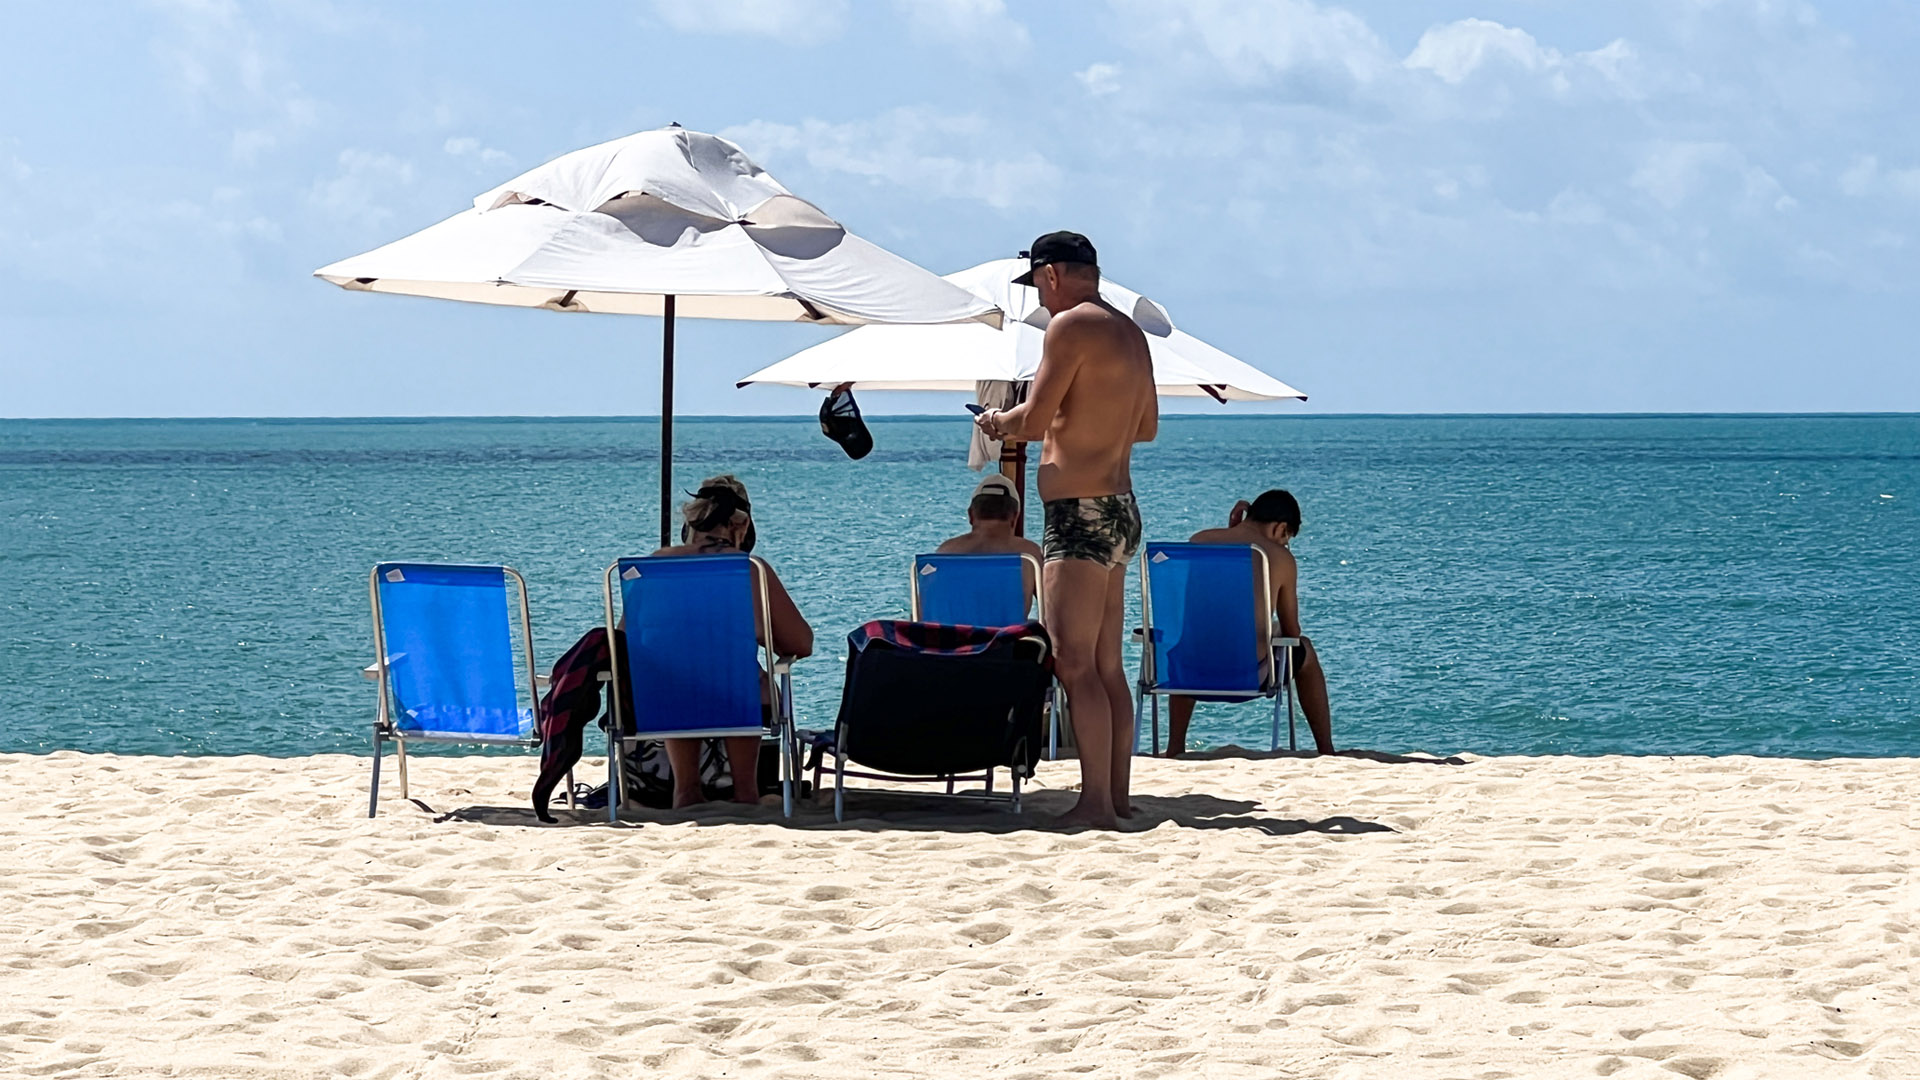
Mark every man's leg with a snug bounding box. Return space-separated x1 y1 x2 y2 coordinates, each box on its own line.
1092 562 1137 816
1045 557 1119 828
1295 637 1335 754
1165 696 1195 757
665 738 704 808
724 735 762 804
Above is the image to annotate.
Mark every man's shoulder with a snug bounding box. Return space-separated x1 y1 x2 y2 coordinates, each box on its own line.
1187 527 1236 543
933 535 969 554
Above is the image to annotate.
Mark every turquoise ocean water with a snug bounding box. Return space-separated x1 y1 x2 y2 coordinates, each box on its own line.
1 415 1914 759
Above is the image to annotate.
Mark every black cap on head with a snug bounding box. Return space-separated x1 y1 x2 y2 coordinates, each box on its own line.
1012 231 1098 286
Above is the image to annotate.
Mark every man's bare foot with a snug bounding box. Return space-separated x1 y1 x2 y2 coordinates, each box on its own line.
671 789 705 810
1053 798 1119 830
731 792 760 806
1114 801 1136 819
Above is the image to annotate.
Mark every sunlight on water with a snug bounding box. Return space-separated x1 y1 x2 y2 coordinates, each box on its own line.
1 415 1915 758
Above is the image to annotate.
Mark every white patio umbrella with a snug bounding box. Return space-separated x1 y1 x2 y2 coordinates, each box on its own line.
735 258 1304 529
734 258 1306 402
314 125 1001 543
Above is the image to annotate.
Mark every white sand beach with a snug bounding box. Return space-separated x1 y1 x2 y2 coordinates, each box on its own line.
3 750 1913 1079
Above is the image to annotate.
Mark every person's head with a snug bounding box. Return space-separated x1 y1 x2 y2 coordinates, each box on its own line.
967 473 1021 529
1012 231 1100 313
1244 489 1301 542
681 474 753 549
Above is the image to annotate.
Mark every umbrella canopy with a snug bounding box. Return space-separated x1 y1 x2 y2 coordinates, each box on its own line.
734 258 1304 402
314 126 1002 542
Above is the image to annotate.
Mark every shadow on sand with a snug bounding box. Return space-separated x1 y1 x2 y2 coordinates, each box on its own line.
1173 746 1471 767
429 786 1396 837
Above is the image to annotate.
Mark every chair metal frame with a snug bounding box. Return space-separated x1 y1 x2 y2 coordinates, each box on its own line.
907 551 1068 761
813 629 1051 822
1133 543 1300 756
601 554 800 821
365 562 564 817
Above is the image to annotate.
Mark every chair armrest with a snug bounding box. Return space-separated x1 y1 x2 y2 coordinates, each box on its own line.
596 671 613 683
1271 636 1301 648
534 673 551 689
360 662 380 682
772 655 800 675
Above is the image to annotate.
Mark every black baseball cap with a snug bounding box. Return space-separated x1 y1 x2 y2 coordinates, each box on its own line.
1012 231 1098 286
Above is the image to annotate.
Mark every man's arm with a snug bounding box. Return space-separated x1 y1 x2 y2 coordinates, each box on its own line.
979 311 1087 442
1272 550 1303 639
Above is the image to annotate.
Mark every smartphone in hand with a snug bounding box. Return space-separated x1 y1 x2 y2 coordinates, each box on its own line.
964 403 987 416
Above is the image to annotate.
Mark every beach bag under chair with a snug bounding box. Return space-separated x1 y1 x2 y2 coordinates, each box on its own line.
818 620 1052 821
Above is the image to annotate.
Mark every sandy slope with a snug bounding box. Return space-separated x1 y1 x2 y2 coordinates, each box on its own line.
1 750 1913 1079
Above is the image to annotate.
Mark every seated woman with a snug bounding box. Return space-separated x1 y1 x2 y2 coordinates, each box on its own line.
652 475 815 808
531 474 813 822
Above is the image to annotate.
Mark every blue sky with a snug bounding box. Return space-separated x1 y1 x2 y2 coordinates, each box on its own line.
3 0 1917 416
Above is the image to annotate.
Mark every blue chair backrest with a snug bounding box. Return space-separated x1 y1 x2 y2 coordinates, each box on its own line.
913 553 1028 626
374 563 531 740
614 554 766 738
1143 543 1266 694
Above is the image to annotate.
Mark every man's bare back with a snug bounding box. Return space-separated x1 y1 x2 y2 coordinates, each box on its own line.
1032 298 1156 501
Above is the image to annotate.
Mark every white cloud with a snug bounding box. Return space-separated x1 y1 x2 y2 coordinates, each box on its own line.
1838 156 1920 200
149 0 321 162
1110 0 1392 89
1405 19 1645 101
649 0 847 44
1077 63 1122 96
723 110 1061 211
444 136 514 168
892 0 1029 51
1630 141 1795 213
308 149 416 230
1406 19 1557 84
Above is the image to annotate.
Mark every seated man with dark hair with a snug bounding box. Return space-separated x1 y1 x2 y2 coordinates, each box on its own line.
1166 489 1335 756
935 473 1044 616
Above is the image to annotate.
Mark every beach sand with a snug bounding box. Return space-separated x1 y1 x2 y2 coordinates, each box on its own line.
2 750 1912 1079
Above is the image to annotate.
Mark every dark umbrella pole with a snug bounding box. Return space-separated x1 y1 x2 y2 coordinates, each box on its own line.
659 294 676 548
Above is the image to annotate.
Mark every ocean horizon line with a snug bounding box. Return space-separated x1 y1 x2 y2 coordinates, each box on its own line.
5 411 1919 424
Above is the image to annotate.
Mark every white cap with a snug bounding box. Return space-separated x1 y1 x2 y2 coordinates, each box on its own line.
972 472 1020 506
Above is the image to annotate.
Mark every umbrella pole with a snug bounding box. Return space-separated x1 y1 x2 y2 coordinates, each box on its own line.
659 294 676 548
1000 439 1028 538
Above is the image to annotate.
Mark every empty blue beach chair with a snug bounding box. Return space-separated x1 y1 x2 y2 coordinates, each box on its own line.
602 554 800 819
1133 543 1299 754
909 552 1065 759
365 562 550 817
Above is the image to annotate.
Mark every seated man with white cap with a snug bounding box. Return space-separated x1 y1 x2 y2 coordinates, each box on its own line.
935 473 1044 617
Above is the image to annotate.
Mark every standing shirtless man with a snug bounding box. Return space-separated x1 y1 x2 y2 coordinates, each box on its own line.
976 232 1157 828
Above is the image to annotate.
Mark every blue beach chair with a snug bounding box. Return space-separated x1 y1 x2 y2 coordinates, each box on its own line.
909 552 1065 759
364 562 554 817
1133 543 1300 755
910 552 1041 627
601 554 800 820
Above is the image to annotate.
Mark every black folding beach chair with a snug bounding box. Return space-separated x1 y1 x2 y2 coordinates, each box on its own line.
815 620 1052 821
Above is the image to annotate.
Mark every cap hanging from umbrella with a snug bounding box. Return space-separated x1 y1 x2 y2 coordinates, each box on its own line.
735 257 1305 534
735 258 1304 401
315 125 1001 544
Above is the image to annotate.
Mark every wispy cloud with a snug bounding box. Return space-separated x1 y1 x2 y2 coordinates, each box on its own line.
308 149 416 231
647 0 847 44
891 0 1029 52
724 110 1062 211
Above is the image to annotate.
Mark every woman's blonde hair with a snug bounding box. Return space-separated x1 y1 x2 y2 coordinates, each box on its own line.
681 473 751 533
